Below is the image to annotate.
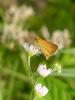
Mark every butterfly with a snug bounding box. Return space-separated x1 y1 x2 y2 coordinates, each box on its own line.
35 36 58 60
24 33 58 59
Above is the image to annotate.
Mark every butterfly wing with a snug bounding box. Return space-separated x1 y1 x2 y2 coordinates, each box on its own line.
36 37 58 59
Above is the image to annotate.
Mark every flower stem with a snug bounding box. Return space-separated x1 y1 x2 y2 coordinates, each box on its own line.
28 56 31 67
33 96 38 100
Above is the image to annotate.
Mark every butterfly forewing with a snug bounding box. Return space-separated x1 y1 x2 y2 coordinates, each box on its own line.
35 37 58 59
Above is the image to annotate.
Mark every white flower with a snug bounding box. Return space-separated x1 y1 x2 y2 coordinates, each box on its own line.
35 83 48 96
23 43 41 56
13 5 34 23
37 64 52 77
52 29 71 49
23 6 34 19
2 24 16 42
54 63 61 74
7 4 17 15
52 30 64 49
5 5 34 25
41 26 50 40
63 29 71 47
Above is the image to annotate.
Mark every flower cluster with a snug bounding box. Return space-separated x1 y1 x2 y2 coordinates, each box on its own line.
5 5 34 24
35 63 61 97
0 3 63 100
41 26 71 50
52 29 71 49
23 42 61 97
1 5 34 47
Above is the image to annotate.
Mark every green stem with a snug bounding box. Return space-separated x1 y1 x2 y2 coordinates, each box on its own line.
29 89 34 100
28 55 32 77
28 56 31 67
6 64 18 100
20 52 31 77
33 96 38 100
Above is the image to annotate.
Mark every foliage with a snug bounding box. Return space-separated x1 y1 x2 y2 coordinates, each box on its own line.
0 0 75 100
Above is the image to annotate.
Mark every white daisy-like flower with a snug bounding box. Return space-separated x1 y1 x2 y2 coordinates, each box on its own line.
35 83 48 96
23 43 41 56
54 63 61 74
37 64 53 77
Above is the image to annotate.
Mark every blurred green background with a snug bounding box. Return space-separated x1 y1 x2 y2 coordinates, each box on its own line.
0 0 75 100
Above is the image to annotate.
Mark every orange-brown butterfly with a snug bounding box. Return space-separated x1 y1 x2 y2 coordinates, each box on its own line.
35 36 58 60
24 33 58 60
